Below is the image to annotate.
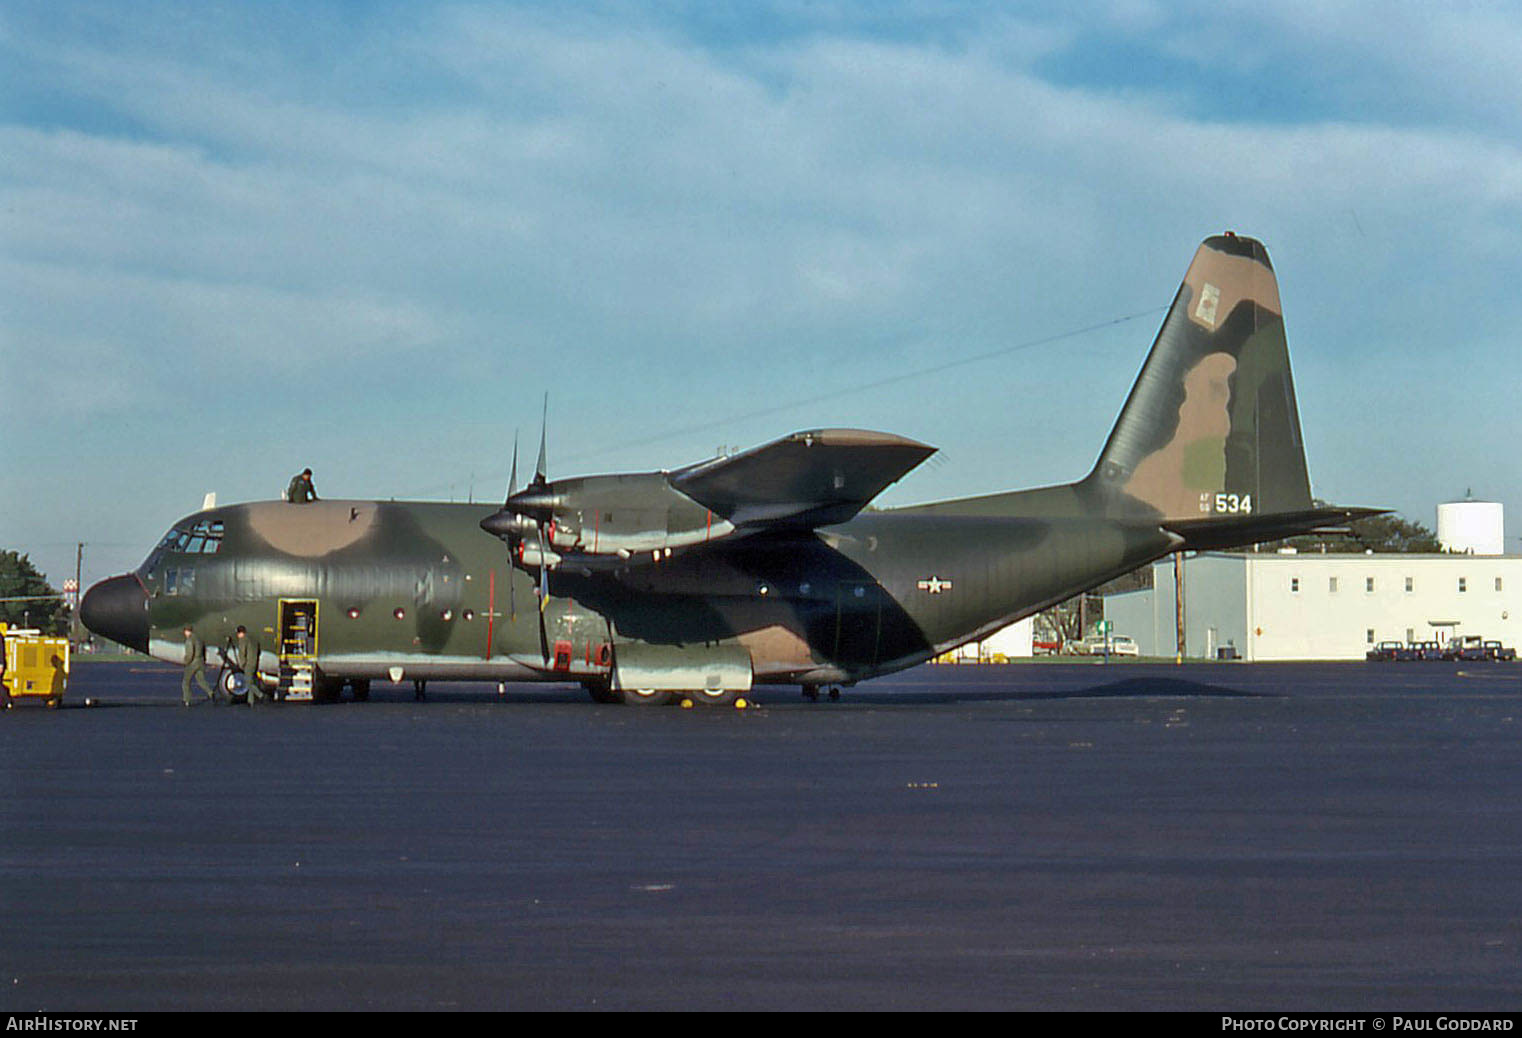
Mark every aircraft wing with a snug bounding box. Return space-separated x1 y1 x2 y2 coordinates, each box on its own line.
671 429 935 528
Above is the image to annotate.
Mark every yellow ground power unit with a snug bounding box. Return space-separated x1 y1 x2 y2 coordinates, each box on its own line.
1 624 70 709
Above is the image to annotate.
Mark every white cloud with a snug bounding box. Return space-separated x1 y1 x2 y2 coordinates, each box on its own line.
5 3 1522 579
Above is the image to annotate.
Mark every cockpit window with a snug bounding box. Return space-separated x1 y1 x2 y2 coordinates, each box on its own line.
156 520 224 555
142 519 224 577
163 567 195 596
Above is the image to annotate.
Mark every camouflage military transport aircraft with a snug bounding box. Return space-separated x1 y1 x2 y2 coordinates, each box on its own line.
81 234 1376 705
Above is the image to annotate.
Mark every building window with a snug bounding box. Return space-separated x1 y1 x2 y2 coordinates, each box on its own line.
1291 577 1300 593
1497 577 1504 592
1406 628 1415 643
1405 577 1413 592
1459 577 1468 593
1366 629 1375 644
1366 577 1375 593
1329 576 1338 592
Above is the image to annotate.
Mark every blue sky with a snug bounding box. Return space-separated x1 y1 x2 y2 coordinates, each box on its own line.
4 1 1522 586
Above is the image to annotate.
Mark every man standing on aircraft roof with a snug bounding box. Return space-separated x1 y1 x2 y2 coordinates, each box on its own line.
234 625 268 705
286 468 318 503
180 625 215 706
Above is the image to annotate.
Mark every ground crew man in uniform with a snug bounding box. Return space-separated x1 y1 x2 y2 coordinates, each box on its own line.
234 625 269 705
181 625 215 706
286 468 318 503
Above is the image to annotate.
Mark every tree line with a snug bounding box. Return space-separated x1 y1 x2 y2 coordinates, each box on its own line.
1 549 69 634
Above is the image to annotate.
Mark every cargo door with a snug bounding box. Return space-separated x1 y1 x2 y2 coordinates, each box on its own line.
834 580 884 669
277 599 318 701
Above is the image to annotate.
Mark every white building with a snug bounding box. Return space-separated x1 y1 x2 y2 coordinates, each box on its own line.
945 615 1035 661
1105 551 1522 662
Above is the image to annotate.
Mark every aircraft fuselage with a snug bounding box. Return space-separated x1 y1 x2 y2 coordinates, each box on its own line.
89 497 1176 691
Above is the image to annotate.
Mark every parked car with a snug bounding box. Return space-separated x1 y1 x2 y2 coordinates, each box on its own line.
1414 641 1445 661
1483 641 1517 662
1080 634 1139 657
1366 641 1405 662
1111 635 1140 657
1444 635 1488 662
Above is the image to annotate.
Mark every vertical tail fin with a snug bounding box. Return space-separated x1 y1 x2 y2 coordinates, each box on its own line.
1086 233 1313 521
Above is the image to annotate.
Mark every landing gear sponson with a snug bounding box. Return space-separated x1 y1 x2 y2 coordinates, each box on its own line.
583 680 748 708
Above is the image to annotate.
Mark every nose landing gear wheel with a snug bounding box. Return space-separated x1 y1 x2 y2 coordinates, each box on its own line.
219 669 249 704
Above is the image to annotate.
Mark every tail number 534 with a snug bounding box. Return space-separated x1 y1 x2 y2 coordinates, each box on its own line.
1201 492 1253 515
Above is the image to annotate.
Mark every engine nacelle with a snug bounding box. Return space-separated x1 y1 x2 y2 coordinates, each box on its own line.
516 542 562 570
481 471 739 568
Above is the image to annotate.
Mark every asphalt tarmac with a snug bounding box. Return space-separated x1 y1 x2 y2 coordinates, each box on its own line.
4 660 1522 1012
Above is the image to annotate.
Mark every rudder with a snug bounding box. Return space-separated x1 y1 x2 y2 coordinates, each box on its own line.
1084 233 1313 522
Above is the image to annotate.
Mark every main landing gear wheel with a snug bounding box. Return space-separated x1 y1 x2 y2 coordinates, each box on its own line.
620 688 677 707
689 688 739 707
585 682 621 705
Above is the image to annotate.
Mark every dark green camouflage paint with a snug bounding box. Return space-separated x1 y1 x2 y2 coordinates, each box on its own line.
83 235 1377 696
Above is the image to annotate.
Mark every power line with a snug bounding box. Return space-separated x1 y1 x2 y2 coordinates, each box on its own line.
568 305 1167 464
407 303 1165 498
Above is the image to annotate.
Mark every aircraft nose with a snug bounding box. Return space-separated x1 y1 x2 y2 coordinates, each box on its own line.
80 574 150 654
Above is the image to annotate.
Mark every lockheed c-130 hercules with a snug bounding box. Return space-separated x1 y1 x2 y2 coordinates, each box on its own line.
81 233 1376 706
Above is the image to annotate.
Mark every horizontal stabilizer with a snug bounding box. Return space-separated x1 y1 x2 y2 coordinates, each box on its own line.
1163 507 1389 552
672 429 935 528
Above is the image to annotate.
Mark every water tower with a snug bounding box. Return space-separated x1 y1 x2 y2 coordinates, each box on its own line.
1437 491 1505 556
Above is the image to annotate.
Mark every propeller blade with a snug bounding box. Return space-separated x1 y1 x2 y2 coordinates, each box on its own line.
507 429 519 501
539 535 550 605
534 392 548 486
538 524 550 661
481 428 531 539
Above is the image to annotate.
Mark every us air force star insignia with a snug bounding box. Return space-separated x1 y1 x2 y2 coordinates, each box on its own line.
917 576 951 594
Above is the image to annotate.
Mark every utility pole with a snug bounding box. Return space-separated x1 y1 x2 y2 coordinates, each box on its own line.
1174 550 1186 664
72 542 85 644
